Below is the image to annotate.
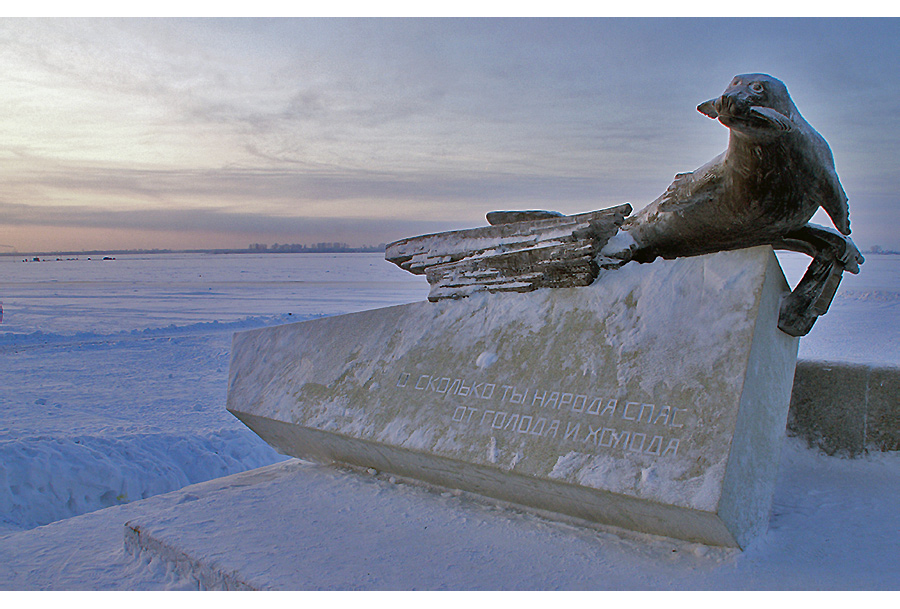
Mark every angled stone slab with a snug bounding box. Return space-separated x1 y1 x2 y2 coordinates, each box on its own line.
227 246 799 549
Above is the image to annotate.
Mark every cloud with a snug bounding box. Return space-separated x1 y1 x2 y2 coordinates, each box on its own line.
2 18 900 252
0 199 463 247
1 160 631 226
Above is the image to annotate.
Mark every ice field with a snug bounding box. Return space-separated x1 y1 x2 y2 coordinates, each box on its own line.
0 251 898 589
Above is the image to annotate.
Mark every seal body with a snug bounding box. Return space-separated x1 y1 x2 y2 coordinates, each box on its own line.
617 74 850 263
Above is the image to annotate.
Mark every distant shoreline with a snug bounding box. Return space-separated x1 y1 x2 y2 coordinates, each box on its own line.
4 247 899 260
0 246 386 259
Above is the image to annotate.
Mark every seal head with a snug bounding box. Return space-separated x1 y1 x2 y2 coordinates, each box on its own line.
698 74 850 235
698 73 799 137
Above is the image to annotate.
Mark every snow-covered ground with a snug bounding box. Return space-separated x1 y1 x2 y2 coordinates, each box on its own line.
0 253 429 535
2 439 898 590
0 251 897 589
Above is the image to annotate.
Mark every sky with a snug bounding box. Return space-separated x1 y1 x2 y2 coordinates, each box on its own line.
1 17 899 253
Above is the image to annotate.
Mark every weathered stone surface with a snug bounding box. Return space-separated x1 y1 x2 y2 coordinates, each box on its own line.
227 246 798 548
787 361 869 456
385 205 631 301
868 367 900 452
788 361 900 455
486 210 564 225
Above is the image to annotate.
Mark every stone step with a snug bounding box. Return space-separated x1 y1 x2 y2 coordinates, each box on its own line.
788 360 900 456
117 444 900 590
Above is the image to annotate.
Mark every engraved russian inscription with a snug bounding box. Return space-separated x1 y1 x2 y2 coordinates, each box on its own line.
396 369 689 460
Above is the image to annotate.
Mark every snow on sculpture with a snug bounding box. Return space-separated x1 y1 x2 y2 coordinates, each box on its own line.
385 74 863 337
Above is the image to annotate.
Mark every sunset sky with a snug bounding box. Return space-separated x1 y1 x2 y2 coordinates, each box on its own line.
1 17 898 253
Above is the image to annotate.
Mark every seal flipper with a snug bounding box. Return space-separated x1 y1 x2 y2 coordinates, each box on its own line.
774 224 863 336
816 177 851 235
749 106 795 132
811 144 851 235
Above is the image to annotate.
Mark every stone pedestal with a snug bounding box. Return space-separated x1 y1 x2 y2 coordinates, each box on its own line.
227 246 799 548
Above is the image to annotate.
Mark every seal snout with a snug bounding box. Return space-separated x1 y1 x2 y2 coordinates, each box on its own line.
712 94 747 129
718 92 750 118
697 95 744 122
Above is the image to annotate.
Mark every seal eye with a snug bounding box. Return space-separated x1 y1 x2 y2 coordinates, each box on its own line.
749 82 765 94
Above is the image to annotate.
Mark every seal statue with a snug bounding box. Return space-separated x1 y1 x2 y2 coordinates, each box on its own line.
386 74 862 336
597 73 863 335
604 74 854 262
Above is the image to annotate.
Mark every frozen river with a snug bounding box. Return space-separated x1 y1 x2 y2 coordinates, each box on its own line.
0 252 430 335
2 250 897 361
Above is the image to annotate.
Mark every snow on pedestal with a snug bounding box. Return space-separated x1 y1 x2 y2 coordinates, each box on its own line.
226 245 799 549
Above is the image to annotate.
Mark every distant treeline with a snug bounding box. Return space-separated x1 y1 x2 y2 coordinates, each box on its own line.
866 246 900 255
1 244 387 259
247 242 385 253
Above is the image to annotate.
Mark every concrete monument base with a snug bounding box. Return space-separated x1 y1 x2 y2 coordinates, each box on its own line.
227 246 799 549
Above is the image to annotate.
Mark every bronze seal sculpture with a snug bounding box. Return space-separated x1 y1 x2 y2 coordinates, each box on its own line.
386 74 863 336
